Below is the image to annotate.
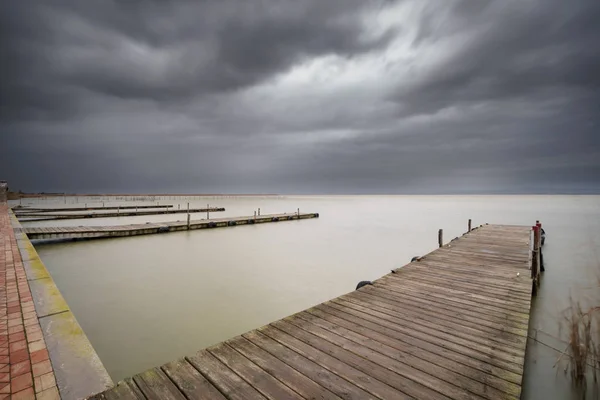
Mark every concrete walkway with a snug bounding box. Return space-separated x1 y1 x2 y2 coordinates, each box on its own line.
1 204 59 399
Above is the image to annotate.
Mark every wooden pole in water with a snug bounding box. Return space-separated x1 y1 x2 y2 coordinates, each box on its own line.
468 219 472 232
187 203 190 229
438 229 443 248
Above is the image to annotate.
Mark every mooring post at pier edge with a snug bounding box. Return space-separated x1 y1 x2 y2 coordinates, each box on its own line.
187 202 190 229
468 218 472 232
438 228 443 247
531 224 541 294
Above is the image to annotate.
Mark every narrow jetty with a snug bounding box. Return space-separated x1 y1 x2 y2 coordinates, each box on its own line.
20 212 320 241
92 223 536 400
15 207 225 222
14 205 174 213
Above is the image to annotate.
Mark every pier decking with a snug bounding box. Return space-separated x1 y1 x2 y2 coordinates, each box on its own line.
19 212 320 241
15 207 225 222
91 224 534 400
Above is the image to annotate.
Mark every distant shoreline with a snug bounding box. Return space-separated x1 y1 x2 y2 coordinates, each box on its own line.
8 192 600 199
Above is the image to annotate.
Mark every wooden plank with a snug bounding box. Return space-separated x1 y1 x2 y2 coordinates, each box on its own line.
290 312 519 400
96 378 145 400
161 358 227 400
132 367 187 400
186 350 266 400
309 305 523 390
389 268 532 302
275 317 470 400
208 343 304 399
328 299 525 372
352 290 527 350
404 262 532 290
380 277 531 320
243 330 375 399
226 336 342 400
339 294 526 357
363 285 528 337
258 325 417 399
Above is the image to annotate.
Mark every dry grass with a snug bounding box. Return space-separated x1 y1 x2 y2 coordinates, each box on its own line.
560 281 600 397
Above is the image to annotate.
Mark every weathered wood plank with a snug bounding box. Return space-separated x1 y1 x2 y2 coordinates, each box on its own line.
308 305 523 390
208 343 304 399
227 336 343 400
132 368 187 400
95 378 145 400
244 330 375 399
290 312 519 400
186 350 266 400
259 325 418 399
161 358 227 400
325 300 524 374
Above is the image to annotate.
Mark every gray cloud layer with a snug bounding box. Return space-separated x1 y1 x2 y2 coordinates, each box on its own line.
1 0 599 193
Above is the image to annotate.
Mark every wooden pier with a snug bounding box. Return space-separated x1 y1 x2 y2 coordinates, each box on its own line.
15 207 225 221
19 212 320 241
91 223 535 400
14 205 174 213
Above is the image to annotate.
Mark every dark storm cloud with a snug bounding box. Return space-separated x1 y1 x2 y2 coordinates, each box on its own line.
1 0 599 194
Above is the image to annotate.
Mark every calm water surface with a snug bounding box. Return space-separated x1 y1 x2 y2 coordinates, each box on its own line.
20 195 600 398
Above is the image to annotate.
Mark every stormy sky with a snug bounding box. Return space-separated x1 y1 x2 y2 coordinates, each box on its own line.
1 0 599 194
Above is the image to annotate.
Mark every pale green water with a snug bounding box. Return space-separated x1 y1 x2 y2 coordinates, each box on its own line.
18 195 600 398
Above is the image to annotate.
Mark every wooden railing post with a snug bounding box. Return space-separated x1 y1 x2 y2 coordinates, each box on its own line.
468 219 472 232
438 229 443 248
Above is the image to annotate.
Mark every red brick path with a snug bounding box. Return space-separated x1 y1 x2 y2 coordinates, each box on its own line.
1 205 59 399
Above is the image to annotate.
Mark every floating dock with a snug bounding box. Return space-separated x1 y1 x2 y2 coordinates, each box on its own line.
15 207 225 222
19 212 320 241
91 223 535 400
14 205 174 213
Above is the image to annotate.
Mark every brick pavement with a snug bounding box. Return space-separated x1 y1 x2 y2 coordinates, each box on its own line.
1 204 59 399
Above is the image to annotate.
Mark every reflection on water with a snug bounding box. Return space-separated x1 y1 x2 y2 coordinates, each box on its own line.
20 195 600 398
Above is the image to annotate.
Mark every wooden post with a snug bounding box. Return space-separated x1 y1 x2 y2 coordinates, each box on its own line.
64 194 66 204
297 208 300 217
254 211 256 220
258 208 261 216
178 204 180 210
187 203 190 229
438 229 443 248
531 225 540 281
207 204 210 220
468 219 472 232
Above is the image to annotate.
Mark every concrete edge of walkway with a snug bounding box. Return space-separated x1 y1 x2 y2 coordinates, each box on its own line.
9 210 113 399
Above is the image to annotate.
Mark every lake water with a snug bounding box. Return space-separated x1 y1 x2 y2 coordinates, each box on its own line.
18 195 600 398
